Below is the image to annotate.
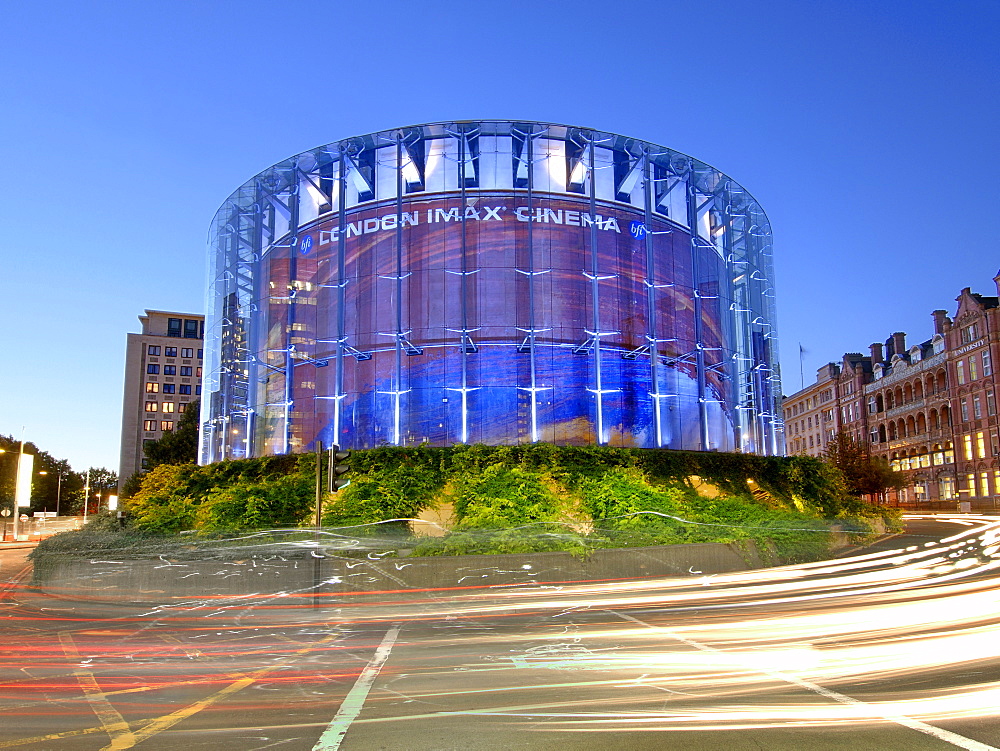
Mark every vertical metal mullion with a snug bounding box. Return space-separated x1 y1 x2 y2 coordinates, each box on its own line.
588 137 604 444
246 186 265 459
333 147 348 445
687 183 709 451
459 129 470 444
526 130 539 443
642 149 662 447
394 135 405 445
283 176 301 455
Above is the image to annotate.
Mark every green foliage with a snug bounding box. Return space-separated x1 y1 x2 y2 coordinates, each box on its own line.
824 431 906 500
124 453 313 533
116 443 897 565
143 399 200 469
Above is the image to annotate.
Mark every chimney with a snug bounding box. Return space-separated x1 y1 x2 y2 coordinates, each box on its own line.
869 342 884 364
891 332 906 356
932 310 950 335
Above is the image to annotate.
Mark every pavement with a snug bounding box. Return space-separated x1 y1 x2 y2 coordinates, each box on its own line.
0 516 998 749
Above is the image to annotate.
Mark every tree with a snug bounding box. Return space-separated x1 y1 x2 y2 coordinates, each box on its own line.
144 399 200 469
68 467 119 516
823 431 904 503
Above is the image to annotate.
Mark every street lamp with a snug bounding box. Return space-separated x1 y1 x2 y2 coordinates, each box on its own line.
0 445 46 541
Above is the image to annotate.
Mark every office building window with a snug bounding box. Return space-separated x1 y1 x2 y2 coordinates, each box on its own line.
167 318 182 337
196 367 202 377
143 420 157 431
165 347 178 357
180 366 192 377
145 382 159 393
160 421 174 431
179 384 192 395
163 365 177 376
162 402 175 413
195 385 202 395
181 348 194 358
178 403 188 413
147 364 159 374
147 345 161 356
197 349 203 359
184 319 200 338
162 384 176 394
144 401 158 412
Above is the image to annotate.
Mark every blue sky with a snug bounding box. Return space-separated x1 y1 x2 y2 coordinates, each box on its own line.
1 0 997 473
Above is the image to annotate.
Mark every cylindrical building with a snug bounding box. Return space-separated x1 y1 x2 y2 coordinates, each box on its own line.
201 121 783 462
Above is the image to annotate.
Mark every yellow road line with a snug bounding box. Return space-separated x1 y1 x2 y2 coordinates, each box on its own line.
1 630 340 749
58 632 138 749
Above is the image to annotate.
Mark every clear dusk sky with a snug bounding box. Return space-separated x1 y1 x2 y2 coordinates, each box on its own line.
1 0 997 473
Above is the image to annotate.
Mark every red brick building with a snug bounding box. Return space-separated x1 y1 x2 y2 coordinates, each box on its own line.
782 274 1000 510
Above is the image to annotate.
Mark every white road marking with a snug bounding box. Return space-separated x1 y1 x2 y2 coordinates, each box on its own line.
313 624 401 751
611 611 999 751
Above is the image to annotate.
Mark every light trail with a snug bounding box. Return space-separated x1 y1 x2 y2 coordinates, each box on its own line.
1 514 1000 747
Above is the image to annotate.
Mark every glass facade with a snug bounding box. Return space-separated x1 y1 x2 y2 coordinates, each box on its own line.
201 121 783 462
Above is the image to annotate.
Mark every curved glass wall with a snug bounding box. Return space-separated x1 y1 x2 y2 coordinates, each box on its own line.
201 121 783 462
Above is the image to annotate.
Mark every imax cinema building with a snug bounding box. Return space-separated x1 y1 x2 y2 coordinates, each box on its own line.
200 120 783 463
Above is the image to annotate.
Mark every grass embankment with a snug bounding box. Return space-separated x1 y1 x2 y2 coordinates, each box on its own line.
32 445 901 566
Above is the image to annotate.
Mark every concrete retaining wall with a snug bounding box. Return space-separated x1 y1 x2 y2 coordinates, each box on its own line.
34 540 767 604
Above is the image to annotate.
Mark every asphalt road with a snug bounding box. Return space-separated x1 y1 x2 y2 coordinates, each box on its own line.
2 516 1000 750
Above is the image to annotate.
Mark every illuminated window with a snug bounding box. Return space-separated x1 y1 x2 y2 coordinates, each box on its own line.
977 431 986 459
144 401 158 412
147 345 161 356
145 382 159 393
162 402 175 413
969 356 978 381
147 364 160 375
162 384 176 394
967 473 978 497
180 366 192 377
957 360 965 385
944 443 955 463
160 421 174 431
964 434 974 460
163 365 176 376
178 403 188 413
196 367 202 377
143 420 157 431
181 348 194 358
165 347 178 358
940 476 955 499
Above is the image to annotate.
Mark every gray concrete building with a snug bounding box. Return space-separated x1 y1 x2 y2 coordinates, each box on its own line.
118 310 204 489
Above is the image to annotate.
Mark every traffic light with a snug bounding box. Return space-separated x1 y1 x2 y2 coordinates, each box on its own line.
328 444 351 492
